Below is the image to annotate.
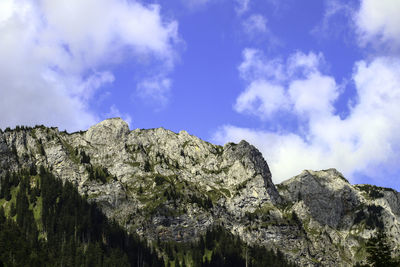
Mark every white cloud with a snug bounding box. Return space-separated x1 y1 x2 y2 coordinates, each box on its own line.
215 49 400 185
79 71 115 101
312 0 355 40
356 0 400 49
235 80 288 118
241 14 281 48
288 73 337 117
242 14 267 35
287 51 323 77
136 77 172 108
235 0 250 15
238 48 284 82
0 0 179 131
236 49 337 120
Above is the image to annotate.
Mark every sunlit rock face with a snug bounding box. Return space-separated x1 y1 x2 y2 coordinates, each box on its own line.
1 118 400 266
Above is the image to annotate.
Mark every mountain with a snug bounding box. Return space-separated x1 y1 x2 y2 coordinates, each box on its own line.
0 118 399 266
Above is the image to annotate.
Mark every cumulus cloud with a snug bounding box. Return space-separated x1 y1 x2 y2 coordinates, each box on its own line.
318 0 400 51
288 74 337 117
235 49 337 120
215 49 400 185
238 48 284 82
0 0 179 131
355 0 400 49
235 81 288 119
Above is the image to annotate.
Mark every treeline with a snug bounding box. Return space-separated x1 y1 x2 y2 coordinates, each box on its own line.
158 225 296 267
0 167 162 267
0 167 296 267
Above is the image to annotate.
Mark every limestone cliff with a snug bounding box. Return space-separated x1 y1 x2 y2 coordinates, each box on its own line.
1 118 399 266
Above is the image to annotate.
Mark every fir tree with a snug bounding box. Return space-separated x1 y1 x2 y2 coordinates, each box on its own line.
366 230 398 267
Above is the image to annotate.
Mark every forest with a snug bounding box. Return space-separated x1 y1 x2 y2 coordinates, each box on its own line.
0 166 295 267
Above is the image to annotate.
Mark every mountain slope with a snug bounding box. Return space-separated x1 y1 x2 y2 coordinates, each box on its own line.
0 167 292 267
1 118 400 266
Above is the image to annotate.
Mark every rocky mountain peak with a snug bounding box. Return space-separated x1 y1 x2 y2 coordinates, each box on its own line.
85 117 130 144
223 140 280 204
278 168 359 228
2 120 400 266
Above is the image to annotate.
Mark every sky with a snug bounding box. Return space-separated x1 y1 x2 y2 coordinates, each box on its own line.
1 0 400 189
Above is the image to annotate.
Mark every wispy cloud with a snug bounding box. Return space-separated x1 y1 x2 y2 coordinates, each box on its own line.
242 14 267 35
182 0 212 10
235 0 250 15
136 77 172 109
0 0 179 131
311 0 355 41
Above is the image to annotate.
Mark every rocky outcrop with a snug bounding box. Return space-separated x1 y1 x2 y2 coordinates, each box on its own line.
277 169 400 265
1 118 400 266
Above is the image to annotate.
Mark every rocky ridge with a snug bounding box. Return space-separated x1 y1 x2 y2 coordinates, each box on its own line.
1 118 400 266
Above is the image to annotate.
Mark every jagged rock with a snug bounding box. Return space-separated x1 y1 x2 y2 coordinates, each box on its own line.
85 117 130 144
1 118 400 266
279 169 359 228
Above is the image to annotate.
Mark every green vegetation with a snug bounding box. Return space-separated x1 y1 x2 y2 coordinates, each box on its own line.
61 139 81 164
182 141 190 148
356 185 384 199
159 225 297 267
219 188 231 198
235 180 248 192
201 167 229 175
0 167 163 267
276 183 289 192
127 161 141 168
302 217 320 237
144 160 153 172
86 165 115 184
355 230 399 267
150 173 213 213
1 166 296 266
353 205 384 230
37 138 46 156
80 150 91 164
155 174 168 186
212 146 224 157
366 231 399 267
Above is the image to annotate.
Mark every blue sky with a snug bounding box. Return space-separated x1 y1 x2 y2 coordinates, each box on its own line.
1 0 400 189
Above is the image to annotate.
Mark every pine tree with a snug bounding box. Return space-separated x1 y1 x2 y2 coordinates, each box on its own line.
0 172 11 201
9 202 16 217
366 230 397 267
0 207 5 225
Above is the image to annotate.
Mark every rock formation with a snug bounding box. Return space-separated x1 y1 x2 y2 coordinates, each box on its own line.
1 118 399 266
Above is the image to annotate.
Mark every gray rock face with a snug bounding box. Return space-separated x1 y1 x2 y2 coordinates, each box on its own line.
277 169 400 265
224 140 281 204
1 118 400 266
85 118 130 144
279 169 359 228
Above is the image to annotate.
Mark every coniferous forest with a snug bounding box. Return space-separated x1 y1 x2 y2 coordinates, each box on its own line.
0 166 295 267
0 166 162 266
